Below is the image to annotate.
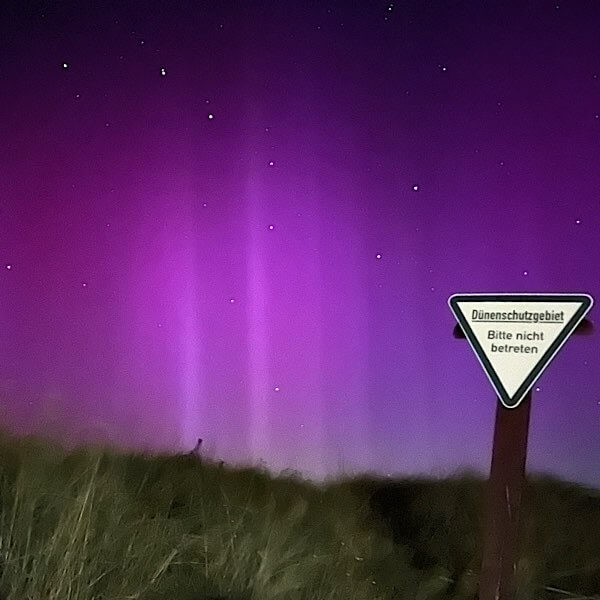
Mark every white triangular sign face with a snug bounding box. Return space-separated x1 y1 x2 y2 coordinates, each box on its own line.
448 294 593 408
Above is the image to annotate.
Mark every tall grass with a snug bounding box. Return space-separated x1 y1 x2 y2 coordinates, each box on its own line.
0 430 597 600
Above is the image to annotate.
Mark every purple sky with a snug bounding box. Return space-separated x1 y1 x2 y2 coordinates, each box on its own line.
1 1 599 487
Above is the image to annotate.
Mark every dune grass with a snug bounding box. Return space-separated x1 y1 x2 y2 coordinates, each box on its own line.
0 430 597 600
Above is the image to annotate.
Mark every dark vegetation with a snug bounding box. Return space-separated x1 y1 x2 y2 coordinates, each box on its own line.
0 430 598 600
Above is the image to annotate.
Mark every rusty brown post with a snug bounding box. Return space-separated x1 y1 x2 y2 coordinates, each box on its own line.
478 391 531 600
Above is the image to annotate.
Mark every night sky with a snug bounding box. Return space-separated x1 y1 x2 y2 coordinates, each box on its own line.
1 1 599 487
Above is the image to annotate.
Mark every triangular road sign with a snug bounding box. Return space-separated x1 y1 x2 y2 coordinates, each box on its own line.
448 294 593 408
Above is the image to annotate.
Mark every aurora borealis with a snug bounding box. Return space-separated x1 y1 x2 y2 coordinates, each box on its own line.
1 1 599 487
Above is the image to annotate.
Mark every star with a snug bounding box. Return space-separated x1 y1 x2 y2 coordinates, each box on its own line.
274 386 280 392
62 62 68 69
229 298 235 303
375 253 382 259
412 184 419 191
268 224 274 230
160 67 166 76
5 264 11 270
208 113 214 119
268 161 274 166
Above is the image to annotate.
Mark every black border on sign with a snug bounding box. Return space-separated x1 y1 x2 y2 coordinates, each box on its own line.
448 294 594 408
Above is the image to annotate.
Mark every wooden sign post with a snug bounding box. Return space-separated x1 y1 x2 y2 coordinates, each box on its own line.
478 390 531 600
